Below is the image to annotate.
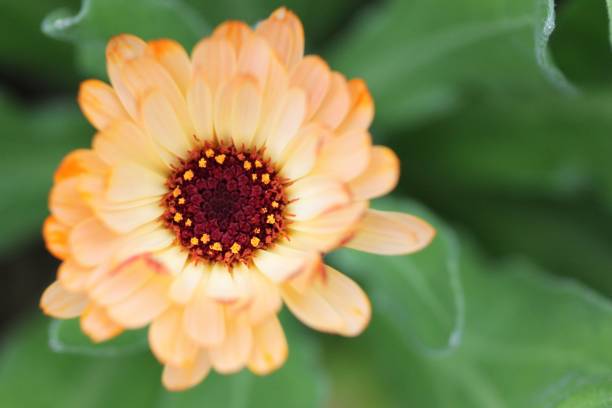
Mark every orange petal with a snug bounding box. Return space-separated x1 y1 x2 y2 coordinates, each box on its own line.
54 149 107 184
348 146 400 200
80 304 123 342
282 265 370 336
256 7 304 69
248 316 287 375
212 21 253 55
147 39 192 94
43 216 70 260
337 78 375 132
40 281 88 319
149 306 199 366
78 79 128 130
345 209 436 255
162 351 211 392
50 178 93 227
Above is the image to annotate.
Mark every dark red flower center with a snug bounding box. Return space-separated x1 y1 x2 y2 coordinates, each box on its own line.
162 143 288 265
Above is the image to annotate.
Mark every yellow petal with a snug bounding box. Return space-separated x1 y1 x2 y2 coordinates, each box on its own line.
345 209 436 255
310 129 372 182
287 176 350 221
209 315 252 374
248 316 287 375
349 146 399 200
279 123 325 181
184 280 225 346
186 77 214 141
147 39 191 94
337 78 374 132
256 7 304 69
40 281 88 319
81 305 123 342
290 56 330 119
149 306 199 366
312 72 350 130
78 79 128 130
282 265 370 336
162 351 211 392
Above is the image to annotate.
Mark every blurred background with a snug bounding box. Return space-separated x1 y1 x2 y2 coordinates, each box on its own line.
2 0 612 406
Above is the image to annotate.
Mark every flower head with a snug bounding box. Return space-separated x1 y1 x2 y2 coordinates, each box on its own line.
40 7 435 391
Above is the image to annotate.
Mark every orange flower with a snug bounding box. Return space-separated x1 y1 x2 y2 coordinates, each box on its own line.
40 7 435 391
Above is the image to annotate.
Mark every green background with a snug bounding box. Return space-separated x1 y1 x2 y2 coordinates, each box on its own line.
2 0 612 406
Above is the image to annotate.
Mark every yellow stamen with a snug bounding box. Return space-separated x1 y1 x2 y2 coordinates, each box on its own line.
260 207 268 214
266 214 276 224
250 237 261 247
172 187 181 197
185 219 192 227
215 154 226 164
190 237 199 245
243 160 252 170
198 158 207 168
252 173 258 181
205 148 215 158
230 243 241 254
183 170 194 181
178 198 185 205
211 242 222 251
261 173 271 184
200 234 210 244
255 160 263 168
173 213 183 222
271 201 279 208
254 228 261 234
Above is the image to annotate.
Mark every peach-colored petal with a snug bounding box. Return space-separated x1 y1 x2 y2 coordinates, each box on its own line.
95 200 164 234
310 129 372 182
186 77 214 141
152 245 189 277
149 306 199 366
169 262 204 304
256 7 304 69
290 56 331 119
283 265 370 336
192 38 236 93
237 34 271 86
162 351 211 392
287 176 351 221
58 258 93 292
348 146 400 200
147 39 191 94
337 78 374 132
245 272 282 324
69 218 118 267
78 79 128 130
43 216 70 260
106 162 167 202
289 201 367 252
248 315 287 375
214 75 262 146
184 280 225 346
89 255 158 305
50 178 92 227
40 281 88 319
279 123 325 180
205 262 250 302
264 88 306 162
53 149 107 184
209 314 252 374
312 72 350 130
212 21 252 55
253 245 314 283
111 224 175 262
80 305 123 342
345 209 436 255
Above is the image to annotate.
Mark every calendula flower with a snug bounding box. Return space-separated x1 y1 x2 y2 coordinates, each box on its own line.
40 7 435 391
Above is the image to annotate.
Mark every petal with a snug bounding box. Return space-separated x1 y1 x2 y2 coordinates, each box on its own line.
152 245 189 276
205 263 249 302
140 90 194 158
95 200 164 234
106 273 172 329
253 245 314 283
348 146 400 200
252 55 289 148
162 351 211 392
248 316 287 375
147 39 192 94
212 21 252 55
256 7 304 69
214 75 262 146
149 306 199 366
106 162 167 202
50 178 93 227
58 258 94 292
264 88 306 163
289 201 367 252
290 56 331 120
312 72 351 130
246 272 281 325
54 149 107 184
236 34 271 86
186 77 214 141
43 216 70 260
192 38 236 93
310 129 372 182
338 79 374 132
282 265 371 336
69 218 118 267
286 176 351 221
40 281 88 319
81 305 123 342
184 280 226 346
209 315 252 374
279 123 325 180
345 209 436 255
111 224 176 263
78 79 128 130
169 262 204 304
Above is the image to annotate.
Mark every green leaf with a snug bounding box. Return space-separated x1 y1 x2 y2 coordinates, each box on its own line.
0 92 89 256
325 199 612 407
49 319 148 357
326 0 575 130
330 197 465 353
42 0 210 78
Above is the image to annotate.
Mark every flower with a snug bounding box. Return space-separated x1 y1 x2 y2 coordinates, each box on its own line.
40 7 435 391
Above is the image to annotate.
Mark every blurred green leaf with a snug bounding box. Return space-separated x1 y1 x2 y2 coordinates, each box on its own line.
49 319 148 357
554 380 612 408
327 0 574 130
42 0 210 78
330 198 464 353
0 92 88 256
